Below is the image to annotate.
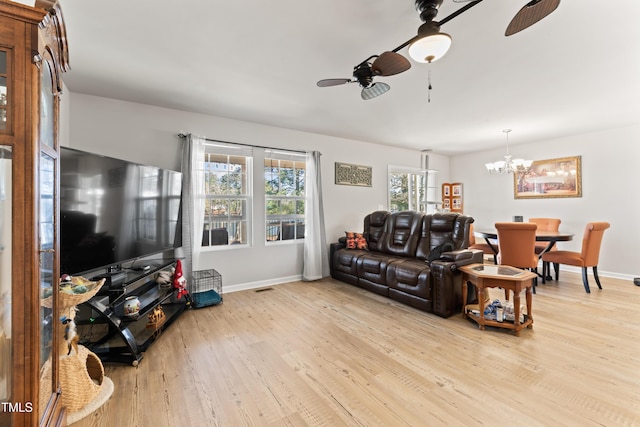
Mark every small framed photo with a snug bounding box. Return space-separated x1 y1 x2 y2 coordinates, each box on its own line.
452 197 462 210
443 184 451 197
452 183 462 196
443 198 450 209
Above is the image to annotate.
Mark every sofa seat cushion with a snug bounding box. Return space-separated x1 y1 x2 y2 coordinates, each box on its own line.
387 259 431 298
356 252 400 286
333 248 367 276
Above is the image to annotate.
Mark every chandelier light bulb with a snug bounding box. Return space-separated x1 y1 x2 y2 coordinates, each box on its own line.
485 130 532 174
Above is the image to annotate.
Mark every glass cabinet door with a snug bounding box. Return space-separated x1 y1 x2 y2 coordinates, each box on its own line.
0 50 7 132
39 153 55 372
0 146 12 422
38 57 59 423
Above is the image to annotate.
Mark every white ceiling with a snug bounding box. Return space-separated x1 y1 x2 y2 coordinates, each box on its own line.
57 0 640 155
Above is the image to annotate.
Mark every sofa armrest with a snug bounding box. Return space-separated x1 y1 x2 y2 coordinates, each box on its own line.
429 249 483 318
439 249 475 264
329 241 346 278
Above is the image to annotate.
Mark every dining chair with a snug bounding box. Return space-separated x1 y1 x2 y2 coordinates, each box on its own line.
529 217 561 280
541 222 610 293
495 222 539 293
469 224 498 264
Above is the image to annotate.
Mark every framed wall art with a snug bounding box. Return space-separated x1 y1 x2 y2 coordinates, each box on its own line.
514 156 582 199
335 162 372 187
442 182 463 213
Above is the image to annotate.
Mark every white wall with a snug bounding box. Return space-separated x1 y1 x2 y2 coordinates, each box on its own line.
450 124 640 278
63 93 450 290
62 92 636 284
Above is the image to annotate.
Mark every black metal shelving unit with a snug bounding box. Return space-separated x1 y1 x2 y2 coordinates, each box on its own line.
75 260 187 366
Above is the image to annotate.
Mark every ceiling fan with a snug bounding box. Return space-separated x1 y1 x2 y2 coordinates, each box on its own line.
317 0 561 100
316 52 412 100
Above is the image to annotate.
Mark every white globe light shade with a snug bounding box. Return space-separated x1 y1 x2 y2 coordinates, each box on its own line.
408 33 452 63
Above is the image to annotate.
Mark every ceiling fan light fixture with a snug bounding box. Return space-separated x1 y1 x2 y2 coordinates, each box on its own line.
408 22 452 63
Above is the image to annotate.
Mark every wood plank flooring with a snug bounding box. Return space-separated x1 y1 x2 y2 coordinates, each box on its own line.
70 272 640 426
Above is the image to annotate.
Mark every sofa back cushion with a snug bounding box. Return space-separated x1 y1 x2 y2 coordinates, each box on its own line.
416 213 474 260
379 211 423 257
363 210 389 252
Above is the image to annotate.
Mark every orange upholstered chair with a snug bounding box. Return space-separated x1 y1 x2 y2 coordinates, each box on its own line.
469 224 498 264
495 222 539 293
529 217 561 279
541 222 610 293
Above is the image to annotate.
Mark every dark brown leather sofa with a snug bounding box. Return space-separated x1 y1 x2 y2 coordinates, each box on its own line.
330 211 483 318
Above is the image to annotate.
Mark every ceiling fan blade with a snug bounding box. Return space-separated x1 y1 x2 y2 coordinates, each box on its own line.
371 51 411 76
361 82 390 100
317 78 352 87
505 0 560 36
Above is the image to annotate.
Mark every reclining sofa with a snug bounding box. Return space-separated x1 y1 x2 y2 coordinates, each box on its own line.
330 211 483 318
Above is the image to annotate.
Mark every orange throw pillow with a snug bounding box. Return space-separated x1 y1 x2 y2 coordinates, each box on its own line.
345 232 368 250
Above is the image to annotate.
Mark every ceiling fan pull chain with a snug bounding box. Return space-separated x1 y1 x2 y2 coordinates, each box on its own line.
427 68 433 103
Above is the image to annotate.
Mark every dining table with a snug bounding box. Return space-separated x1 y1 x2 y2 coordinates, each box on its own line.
473 228 574 281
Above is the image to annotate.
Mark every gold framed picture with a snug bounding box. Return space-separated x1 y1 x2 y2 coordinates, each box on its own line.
514 156 582 199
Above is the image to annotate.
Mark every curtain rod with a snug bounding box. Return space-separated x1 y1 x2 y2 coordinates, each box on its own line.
178 132 308 155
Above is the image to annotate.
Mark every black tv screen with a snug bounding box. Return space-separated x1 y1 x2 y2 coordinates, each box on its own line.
60 147 182 275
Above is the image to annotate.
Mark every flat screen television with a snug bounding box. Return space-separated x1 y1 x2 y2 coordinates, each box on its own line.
60 147 182 275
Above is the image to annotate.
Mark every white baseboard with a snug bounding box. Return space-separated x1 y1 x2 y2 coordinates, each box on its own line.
223 274 303 294
538 260 637 281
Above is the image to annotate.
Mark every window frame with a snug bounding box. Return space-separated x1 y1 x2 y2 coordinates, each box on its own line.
388 165 436 213
264 150 306 244
201 144 253 249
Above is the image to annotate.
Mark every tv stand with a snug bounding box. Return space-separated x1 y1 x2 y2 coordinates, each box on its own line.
75 260 187 365
92 269 128 288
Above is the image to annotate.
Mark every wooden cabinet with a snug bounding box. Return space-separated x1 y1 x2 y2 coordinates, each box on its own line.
0 1 70 426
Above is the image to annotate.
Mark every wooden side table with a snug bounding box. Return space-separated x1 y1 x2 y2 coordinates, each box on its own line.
460 264 537 336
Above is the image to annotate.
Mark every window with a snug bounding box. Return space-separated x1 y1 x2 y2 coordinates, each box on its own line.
202 144 252 247
265 150 306 242
388 166 434 213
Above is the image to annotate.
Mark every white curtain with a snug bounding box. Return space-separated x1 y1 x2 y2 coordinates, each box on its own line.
303 151 329 281
180 134 206 287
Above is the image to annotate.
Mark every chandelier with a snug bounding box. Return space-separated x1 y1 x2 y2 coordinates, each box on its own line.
485 129 533 174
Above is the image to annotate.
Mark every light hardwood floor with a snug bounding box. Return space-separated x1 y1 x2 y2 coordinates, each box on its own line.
71 271 640 426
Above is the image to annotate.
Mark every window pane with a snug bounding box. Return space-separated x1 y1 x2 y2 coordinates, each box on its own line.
210 199 229 217
229 199 244 217
280 200 294 216
201 147 251 247
266 219 280 241
296 168 305 195
266 199 279 215
264 153 306 243
388 168 427 213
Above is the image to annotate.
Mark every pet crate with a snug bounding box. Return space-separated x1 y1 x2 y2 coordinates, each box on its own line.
190 269 223 308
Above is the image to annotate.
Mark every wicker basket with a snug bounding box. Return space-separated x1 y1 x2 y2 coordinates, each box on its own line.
60 345 104 413
40 345 104 414
41 277 106 310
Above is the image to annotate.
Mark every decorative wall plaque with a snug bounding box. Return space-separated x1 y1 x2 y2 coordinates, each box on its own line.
335 162 372 187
